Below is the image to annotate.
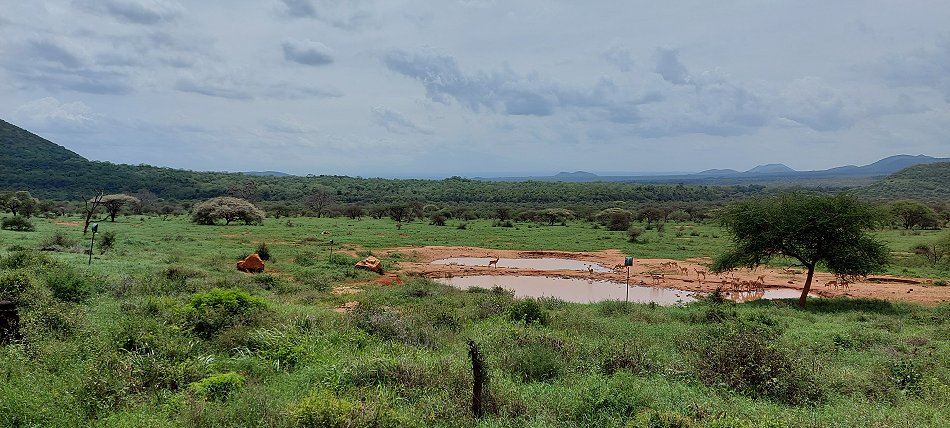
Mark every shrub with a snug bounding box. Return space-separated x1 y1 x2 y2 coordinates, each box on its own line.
185 288 269 337
98 231 117 253
0 270 34 303
256 242 271 261
628 227 644 243
290 389 355 428
45 263 94 302
187 372 246 401
0 249 50 269
689 320 822 404
1 216 34 231
509 298 549 325
39 231 80 252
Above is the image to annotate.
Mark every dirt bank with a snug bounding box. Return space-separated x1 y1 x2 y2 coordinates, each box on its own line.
382 246 949 305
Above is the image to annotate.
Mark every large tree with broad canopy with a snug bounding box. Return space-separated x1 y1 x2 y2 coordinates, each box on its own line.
712 192 890 308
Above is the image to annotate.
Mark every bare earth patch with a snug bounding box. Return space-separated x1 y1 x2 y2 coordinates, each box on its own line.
382 246 950 305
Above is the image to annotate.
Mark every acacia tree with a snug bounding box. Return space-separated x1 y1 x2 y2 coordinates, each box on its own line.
192 197 265 225
0 191 39 217
305 186 337 218
712 193 890 308
889 200 939 230
99 194 141 222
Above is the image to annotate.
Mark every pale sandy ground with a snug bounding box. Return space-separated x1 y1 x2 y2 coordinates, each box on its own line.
375 246 948 305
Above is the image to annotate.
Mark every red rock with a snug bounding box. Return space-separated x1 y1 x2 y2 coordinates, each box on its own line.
355 256 383 273
237 254 265 273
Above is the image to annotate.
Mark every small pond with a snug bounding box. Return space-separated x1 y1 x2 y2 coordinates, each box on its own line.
435 275 695 305
431 257 613 272
435 275 815 305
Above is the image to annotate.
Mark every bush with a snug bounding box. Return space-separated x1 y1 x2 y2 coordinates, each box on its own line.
0 249 50 270
628 227 644 243
689 320 822 404
1 216 35 231
256 242 271 261
290 389 355 428
185 288 269 337
45 263 94 302
187 372 246 401
509 298 549 325
98 231 117 253
39 231 80 252
0 270 34 303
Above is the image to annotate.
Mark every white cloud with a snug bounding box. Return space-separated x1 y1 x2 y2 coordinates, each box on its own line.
13 97 97 130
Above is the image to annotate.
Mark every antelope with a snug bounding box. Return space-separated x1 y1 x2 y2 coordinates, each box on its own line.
824 280 837 289
756 275 766 285
681 267 689 276
488 257 499 268
650 273 665 285
694 268 706 283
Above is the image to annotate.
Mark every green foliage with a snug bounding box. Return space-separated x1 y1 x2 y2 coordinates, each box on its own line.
99 194 141 221
713 192 890 306
0 249 50 270
690 319 822 405
187 372 246 401
38 230 80 252
1 216 35 231
628 226 644 243
255 241 271 261
595 208 634 231
290 389 355 428
888 200 940 229
45 263 95 302
509 298 549 325
192 197 265 225
0 269 34 303
185 288 268 337
98 230 117 253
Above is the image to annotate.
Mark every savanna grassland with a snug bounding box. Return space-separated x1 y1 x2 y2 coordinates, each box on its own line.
2 215 950 427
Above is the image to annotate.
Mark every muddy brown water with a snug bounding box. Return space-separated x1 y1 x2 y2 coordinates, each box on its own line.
431 257 613 272
435 275 815 305
435 275 696 305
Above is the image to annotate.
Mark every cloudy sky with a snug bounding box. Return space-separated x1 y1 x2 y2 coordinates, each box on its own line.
1 1 949 178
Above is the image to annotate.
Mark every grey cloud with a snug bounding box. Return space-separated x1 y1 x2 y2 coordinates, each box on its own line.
73 0 184 25
175 73 341 101
174 78 252 100
777 78 854 131
4 38 134 94
277 0 372 30
383 50 559 116
603 46 636 72
279 0 317 17
873 38 950 101
282 39 334 66
372 106 433 134
13 97 98 132
654 48 689 85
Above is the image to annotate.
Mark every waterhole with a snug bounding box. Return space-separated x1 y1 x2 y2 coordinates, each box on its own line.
434 275 695 305
431 257 613 272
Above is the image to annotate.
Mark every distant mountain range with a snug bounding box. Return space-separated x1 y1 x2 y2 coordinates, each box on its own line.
486 154 950 185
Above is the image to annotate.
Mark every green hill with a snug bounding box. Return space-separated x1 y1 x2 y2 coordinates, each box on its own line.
858 162 950 203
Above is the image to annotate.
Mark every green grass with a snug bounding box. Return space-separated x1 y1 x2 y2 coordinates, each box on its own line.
1 214 949 426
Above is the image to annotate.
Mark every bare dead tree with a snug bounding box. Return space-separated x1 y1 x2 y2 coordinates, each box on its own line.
82 191 105 234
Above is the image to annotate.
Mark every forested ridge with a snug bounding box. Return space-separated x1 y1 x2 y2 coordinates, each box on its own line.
2 119 945 206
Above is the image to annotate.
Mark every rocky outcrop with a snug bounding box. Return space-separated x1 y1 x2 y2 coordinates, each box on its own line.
237 254 265 273
355 256 383 273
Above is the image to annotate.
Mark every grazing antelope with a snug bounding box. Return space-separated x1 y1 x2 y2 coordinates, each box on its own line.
694 268 707 283
488 257 499 268
824 280 837 289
